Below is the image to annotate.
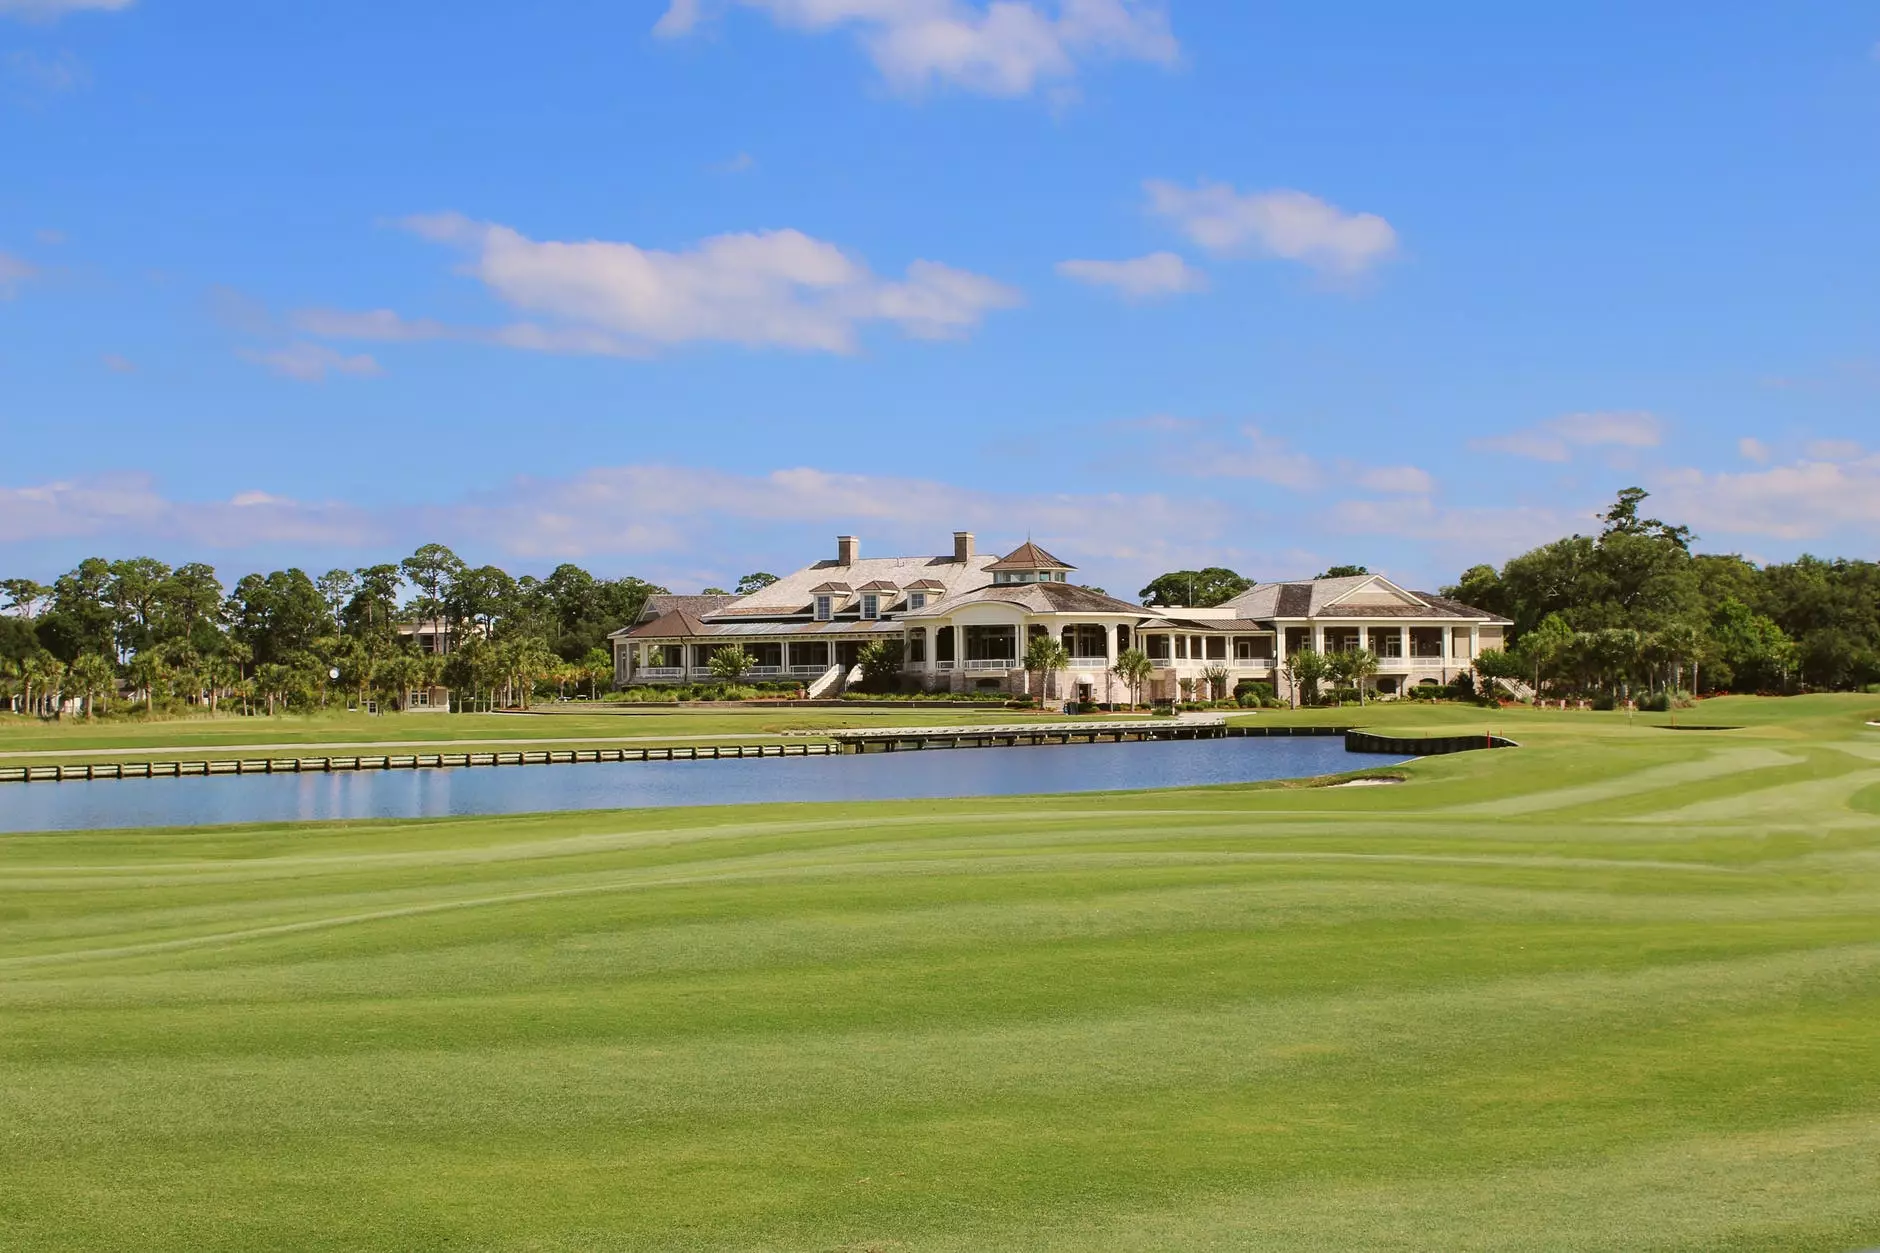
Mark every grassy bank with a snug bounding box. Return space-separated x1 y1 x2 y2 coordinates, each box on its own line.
0 705 1111 763
2 695 1878 1250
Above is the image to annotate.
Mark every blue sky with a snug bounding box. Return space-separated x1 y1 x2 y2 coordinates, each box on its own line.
3 1 1877 596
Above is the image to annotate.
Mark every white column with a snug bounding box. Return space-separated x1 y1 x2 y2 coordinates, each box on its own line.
923 627 937 680
1311 624 1325 654
1399 625 1410 666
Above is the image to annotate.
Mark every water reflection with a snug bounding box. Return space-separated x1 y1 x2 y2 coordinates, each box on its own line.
0 737 1406 834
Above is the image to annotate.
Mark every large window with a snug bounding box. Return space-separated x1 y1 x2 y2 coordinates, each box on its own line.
1061 623 1107 657
908 592 926 611
963 624 1017 660
814 595 832 621
861 594 879 620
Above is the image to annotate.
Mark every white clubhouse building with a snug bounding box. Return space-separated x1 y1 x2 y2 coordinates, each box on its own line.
612 532 1508 703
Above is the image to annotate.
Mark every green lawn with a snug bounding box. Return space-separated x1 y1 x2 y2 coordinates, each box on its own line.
0 705 1116 763
3 695 1878 1250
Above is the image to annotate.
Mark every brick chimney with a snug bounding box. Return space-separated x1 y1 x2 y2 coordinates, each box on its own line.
953 531 975 563
837 535 859 566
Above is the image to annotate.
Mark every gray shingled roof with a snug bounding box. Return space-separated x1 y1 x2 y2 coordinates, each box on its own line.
911 581 1144 618
985 540 1075 572
712 551 996 617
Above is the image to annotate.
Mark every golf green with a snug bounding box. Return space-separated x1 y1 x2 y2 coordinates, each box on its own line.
3 695 1878 1251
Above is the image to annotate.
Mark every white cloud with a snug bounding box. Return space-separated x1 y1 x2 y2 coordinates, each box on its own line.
0 475 384 549
1354 464 1435 495
0 0 130 17
1182 424 1322 490
301 215 1019 357
0 251 32 297
1328 496 1577 562
1144 180 1398 276
100 353 135 373
0 466 1235 585
1656 456 1880 541
1738 437 1770 464
1055 251 1206 299
1472 410 1664 462
713 151 756 174
241 342 383 382
1803 438 1863 461
656 0 1178 97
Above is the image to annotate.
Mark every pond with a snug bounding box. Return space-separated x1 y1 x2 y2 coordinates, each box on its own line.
0 737 1409 834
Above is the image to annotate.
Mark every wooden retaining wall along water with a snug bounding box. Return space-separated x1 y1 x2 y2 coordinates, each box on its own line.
0 742 838 784
0 722 1516 785
1341 730 1519 755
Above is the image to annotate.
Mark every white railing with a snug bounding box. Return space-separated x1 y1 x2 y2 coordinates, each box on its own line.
1232 657 1276 668
639 667 685 680
935 660 956 670
747 666 785 678
1068 657 1109 669
963 658 1014 671
1408 656 1449 669
788 664 826 677
690 667 717 679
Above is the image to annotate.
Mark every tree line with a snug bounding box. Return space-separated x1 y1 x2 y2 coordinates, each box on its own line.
1 545 669 717
1453 488 1879 699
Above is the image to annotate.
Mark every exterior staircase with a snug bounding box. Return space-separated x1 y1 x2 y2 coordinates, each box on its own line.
805 664 847 699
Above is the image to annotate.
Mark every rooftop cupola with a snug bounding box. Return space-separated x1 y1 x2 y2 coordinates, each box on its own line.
986 541 1076 585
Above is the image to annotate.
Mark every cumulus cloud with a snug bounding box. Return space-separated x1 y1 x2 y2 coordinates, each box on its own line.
1354 464 1435 495
1804 438 1863 461
0 0 130 17
1055 251 1205 299
241 342 383 382
300 215 1019 357
655 0 1178 97
1144 180 1398 276
0 250 32 297
0 475 384 549
1471 410 1664 462
1738 437 1771 464
1328 496 1577 560
1180 424 1322 490
0 465 1235 581
1655 456 1880 541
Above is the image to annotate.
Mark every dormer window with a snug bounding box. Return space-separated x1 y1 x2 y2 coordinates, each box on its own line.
814 595 833 621
861 594 879 620
908 592 927 611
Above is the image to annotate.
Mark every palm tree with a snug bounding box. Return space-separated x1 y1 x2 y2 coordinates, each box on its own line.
1112 647 1153 710
1202 663 1231 703
581 647 613 698
25 652 65 718
256 663 294 716
1023 632 1070 707
1345 647 1380 704
202 651 241 715
68 653 116 717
